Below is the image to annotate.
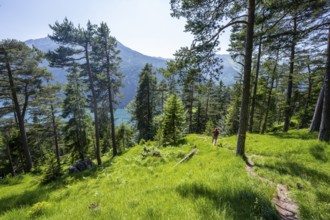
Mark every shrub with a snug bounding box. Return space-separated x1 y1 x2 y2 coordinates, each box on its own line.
42 151 61 184
154 128 163 147
139 139 146 145
270 120 299 132
204 120 214 136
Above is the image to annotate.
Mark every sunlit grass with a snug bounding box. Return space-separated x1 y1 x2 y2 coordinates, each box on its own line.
1 129 328 219
221 129 330 219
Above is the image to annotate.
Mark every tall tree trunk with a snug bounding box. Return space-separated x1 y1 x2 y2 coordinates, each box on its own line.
22 84 29 119
283 15 297 132
261 51 279 134
106 50 117 156
188 84 194 133
5 139 15 176
300 63 313 128
4 51 33 172
236 0 255 157
257 109 263 133
74 78 85 160
310 85 324 131
249 31 263 133
318 24 330 141
85 45 102 165
51 104 61 167
147 75 151 140
261 74 276 133
161 90 165 113
205 86 210 122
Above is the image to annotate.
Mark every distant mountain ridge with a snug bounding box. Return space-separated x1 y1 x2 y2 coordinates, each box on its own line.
25 37 238 107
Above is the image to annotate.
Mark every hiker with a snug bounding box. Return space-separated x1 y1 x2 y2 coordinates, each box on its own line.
212 128 220 146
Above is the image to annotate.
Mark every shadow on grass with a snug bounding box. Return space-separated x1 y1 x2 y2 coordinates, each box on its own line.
309 144 328 162
316 191 330 203
0 175 24 186
176 182 279 220
0 183 51 216
255 161 329 184
177 138 188 145
269 130 318 140
0 157 118 216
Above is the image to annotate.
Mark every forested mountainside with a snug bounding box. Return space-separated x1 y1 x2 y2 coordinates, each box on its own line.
25 37 238 107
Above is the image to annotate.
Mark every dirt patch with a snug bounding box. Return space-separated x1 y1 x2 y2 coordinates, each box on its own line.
246 156 299 220
273 184 299 220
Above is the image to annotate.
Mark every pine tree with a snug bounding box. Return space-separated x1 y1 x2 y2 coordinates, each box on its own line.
0 40 51 172
162 94 185 146
29 82 62 168
115 123 134 154
261 51 279 134
171 0 256 157
48 19 102 165
93 22 123 156
318 23 330 141
62 70 92 162
133 64 158 141
226 81 242 135
0 120 16 176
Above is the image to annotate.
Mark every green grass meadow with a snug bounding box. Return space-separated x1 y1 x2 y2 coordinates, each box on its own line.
0 129 329 219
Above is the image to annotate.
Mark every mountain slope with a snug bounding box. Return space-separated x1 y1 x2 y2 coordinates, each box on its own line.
1 130 327 219
0 133 278 219
25 37 238 107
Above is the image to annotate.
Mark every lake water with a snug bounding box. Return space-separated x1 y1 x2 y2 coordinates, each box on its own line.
114 109 131 126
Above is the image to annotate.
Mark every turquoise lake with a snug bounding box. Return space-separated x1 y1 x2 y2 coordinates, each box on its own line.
114 109 131 125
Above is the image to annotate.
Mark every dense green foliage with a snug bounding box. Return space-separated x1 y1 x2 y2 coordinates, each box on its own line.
162 94 185 145
0 129 328 219
170 0 330 155
132 63 159 141
0 39 52 172
62 71 93 162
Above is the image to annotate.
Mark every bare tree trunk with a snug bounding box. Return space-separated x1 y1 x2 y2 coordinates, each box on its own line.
283 16 297 132
257 110 263 133
5 139 15 176
85 44 102 165
105 56 117 156
249 31 263 133
300 63 313 128
310 85 324 132
236 0 255 157
261 51 279 134
51 104 61 167
147 74 151 140
318 24 330 141
4 51 33 172
261 80 274 134
188 84 194 133
205 85 210 122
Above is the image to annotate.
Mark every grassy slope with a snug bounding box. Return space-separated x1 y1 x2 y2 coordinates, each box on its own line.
222 130 330 220
0 129 329 219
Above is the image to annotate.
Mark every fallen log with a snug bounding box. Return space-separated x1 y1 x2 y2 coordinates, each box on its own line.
174 148 198 167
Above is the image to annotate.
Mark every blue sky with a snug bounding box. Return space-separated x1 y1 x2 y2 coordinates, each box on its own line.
0 0 230 58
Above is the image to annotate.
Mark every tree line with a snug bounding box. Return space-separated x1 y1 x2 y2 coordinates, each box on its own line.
0 20 128 178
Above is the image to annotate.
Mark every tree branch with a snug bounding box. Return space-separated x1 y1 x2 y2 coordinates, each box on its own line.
210 20 248 43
